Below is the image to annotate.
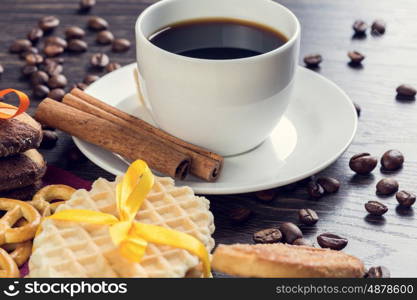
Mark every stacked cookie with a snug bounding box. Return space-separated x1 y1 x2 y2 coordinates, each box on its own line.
0 108 46 200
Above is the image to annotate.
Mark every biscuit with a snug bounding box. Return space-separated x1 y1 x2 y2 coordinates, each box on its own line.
0 150 46 192
0 111 42 157
212 243 365 278
0 181 42 200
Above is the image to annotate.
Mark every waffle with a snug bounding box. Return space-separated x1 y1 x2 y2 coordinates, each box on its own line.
28 176 215 278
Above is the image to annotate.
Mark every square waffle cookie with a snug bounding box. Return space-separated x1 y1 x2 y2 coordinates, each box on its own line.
28 176 215 277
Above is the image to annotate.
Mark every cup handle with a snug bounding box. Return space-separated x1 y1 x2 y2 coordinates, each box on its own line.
133 67 158 125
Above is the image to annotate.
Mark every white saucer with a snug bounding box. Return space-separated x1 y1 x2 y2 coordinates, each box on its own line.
74 63 357 195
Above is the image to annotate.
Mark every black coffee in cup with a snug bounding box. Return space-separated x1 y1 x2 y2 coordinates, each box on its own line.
148 18 288 60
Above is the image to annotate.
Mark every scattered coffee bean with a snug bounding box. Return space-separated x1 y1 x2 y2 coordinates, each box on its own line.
79 0 96 12
366 266 390 278
44 62 63 76
352 20 367 35
396 191 416 208
45 36 68 49
38 16 60 32
348 51 365 64
230 207 252 223
106 62 121 72
83 74 99 85
44 44 64 57
45 57 64 65
298 208 319 225
112 38 131 52
72 82 88 90
30 71 49 85
396 84 416 99
279 222 303 244
9 39 32 53
376 178 399 195
353 101 361 117
317 233 348 250
25 53 44 65
48 74 68 89
349 153 378 175
20 47 39 59
303 54 322 68
40 130 58 149
21 65 38 77
48 88 65 101
33 84 50 98
67 39 88 52
27 27 43 43
96 30 114 44
293 238 313 246
317 177 340 193
87 16 109 31
307 181 325 199
66 146 88 163
65 26 85 40
365 201 388 216
255 189 275 202
253 228 282 244
90 53 109 68
371 20 386 35
381 149 404 171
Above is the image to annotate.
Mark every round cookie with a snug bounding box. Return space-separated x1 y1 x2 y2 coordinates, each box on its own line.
0 110 42 157
0 181 42 201
0 149 46 192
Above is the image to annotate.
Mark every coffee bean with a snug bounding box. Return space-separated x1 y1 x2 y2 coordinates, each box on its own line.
20 47 39 59
87 16 109 31
90 53 109 68
317 177 340 193
40 130 58 149
354 102 361 117
298 208 319 225
33 84 50 98
65 26 85 40
72 82 88 91
396 191 416 208
48 74 67 89
253 228 282 244
48 88 65 101
66 146 87 163
38 16 60 32
396 84 416 99
349 153 378 175
366 266 390 278
45 36 68 49
44 62 63 76
9 39 32 53
79 0 96 12
27 27 43 43
348 51 365 64
293 238 313 246
30 71 49 85
44 44 64 57
21 65 38 77
229 207 252 223
106 62 121 72
83 74 99 85
307 181 325 199
381 149 404 171
45 57 64 65
365 201 388 216
67 39 88 52
96 30 114 44
112 38 131 52
376 178 399 195
0 64 3 76
317 233 348 250
303 54 322 68
371 20 386 35
279 222 303 244
352 20 367 35
25 53 44 65
255 189 275 202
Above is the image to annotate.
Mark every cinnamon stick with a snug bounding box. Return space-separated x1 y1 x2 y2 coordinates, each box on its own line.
35 98 191 179
69 88 224 181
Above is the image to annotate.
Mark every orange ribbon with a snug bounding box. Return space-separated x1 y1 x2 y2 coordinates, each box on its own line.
0 89 30 119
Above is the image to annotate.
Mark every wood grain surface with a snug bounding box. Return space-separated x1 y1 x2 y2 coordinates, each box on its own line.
1 0 417 277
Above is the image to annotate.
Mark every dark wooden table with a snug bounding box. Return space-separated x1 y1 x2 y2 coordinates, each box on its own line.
1 0 417 277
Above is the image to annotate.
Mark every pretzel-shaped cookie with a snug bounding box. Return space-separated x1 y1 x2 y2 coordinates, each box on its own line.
2 240 32 267
30 185 76 217
0 248 19 278
0 198 41 245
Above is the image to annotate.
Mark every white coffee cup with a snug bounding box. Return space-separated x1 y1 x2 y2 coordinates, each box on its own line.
136 0 300 156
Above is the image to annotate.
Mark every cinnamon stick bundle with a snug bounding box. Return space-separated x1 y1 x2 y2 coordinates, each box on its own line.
35 98 190 179
65 88 223 181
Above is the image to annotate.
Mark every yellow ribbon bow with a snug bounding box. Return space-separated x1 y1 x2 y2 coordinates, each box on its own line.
44 160 211 277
